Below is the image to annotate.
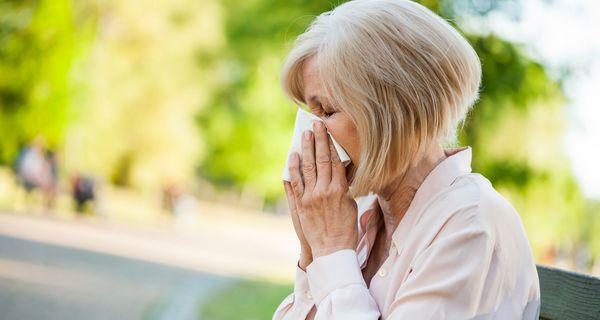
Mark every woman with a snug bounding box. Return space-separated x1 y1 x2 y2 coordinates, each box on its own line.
274 0 540 319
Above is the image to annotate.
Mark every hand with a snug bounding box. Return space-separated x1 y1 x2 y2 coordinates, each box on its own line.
283 180 313 270
288 121 358 259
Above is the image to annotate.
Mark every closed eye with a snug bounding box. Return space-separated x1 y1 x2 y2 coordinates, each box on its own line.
307 98 335 119
318 103 335 118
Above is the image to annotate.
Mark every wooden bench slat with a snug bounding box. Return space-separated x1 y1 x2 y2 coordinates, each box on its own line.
537 264 600 320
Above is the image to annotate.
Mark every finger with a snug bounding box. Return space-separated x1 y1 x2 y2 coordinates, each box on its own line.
313 121 331 185
284 181 309 248
283 181 298 214
301 130 317 192
288 152 305 199
328 135 347 185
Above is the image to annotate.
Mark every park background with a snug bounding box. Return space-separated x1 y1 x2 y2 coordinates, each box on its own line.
0 0 599 319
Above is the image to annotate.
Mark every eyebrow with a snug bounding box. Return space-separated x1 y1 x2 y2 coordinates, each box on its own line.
308 95 328 104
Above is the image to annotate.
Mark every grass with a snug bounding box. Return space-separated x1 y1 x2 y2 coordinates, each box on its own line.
200 278 293 320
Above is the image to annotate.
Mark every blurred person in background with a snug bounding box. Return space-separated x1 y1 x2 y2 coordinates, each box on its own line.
16 140 46 195
162 182 182 215
13 138 60 210
14 138 59 210
275 0 539 319
71 174 96 214
43 150 59 209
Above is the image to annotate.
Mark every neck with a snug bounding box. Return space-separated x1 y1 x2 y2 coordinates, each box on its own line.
376 145 446 239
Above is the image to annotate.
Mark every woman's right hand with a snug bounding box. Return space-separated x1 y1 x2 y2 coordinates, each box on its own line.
284 180 313 270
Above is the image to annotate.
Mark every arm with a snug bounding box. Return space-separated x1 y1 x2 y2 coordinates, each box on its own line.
302 209 495 320
274 251 380 320
307 249 380 319
273 265 315 320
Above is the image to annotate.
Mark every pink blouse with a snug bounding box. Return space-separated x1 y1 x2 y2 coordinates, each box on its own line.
273 147 540 319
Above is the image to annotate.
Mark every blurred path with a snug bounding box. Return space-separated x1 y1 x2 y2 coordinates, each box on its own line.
0 234 230 320
0 210 298 319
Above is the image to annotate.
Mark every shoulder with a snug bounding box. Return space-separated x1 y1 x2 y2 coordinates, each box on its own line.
412 172 538 282
413 172 531 255
453 173 524 237
422 173 519 228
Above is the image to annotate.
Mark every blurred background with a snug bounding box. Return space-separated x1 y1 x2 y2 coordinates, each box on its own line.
0 0 598 319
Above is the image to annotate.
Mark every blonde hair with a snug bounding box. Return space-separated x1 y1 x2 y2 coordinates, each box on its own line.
281 0 481 197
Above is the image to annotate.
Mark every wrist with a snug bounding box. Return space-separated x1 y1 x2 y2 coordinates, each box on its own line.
299 256 312 271
299 251 313 271
312 244 355 259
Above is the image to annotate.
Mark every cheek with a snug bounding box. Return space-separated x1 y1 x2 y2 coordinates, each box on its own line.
326 118 360 164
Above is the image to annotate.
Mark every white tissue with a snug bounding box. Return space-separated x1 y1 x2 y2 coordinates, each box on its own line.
282 108 352 181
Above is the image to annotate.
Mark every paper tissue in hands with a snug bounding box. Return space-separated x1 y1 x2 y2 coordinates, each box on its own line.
282 108 352 181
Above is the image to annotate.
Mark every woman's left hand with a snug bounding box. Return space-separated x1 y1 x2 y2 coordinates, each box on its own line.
288 121 358 259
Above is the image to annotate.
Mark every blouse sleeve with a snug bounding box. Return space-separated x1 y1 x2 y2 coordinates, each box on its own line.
272 264 316 320
306 249 381 319
272 251 380 320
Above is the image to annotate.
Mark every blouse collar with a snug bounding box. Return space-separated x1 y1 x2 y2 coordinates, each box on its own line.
358 147 473 258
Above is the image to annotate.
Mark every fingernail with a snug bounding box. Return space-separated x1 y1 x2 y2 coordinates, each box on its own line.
313 121 323 131
304 130 311 140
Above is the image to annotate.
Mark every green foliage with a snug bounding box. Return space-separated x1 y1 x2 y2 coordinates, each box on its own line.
200 278 293 320
196 0 341 202
457 33 588 256
0 0 94 162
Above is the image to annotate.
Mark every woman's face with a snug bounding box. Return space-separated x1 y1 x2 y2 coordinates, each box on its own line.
301 56 359 182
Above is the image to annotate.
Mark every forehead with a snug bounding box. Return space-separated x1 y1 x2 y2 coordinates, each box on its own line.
301 56 328 103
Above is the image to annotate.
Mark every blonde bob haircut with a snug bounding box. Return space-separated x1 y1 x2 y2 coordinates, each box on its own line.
281 0 481 197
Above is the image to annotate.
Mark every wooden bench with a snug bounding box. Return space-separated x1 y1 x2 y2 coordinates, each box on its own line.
537 264 600 320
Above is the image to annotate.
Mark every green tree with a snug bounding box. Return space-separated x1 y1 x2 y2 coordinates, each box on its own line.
196 0 338 204
0 0 94 162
